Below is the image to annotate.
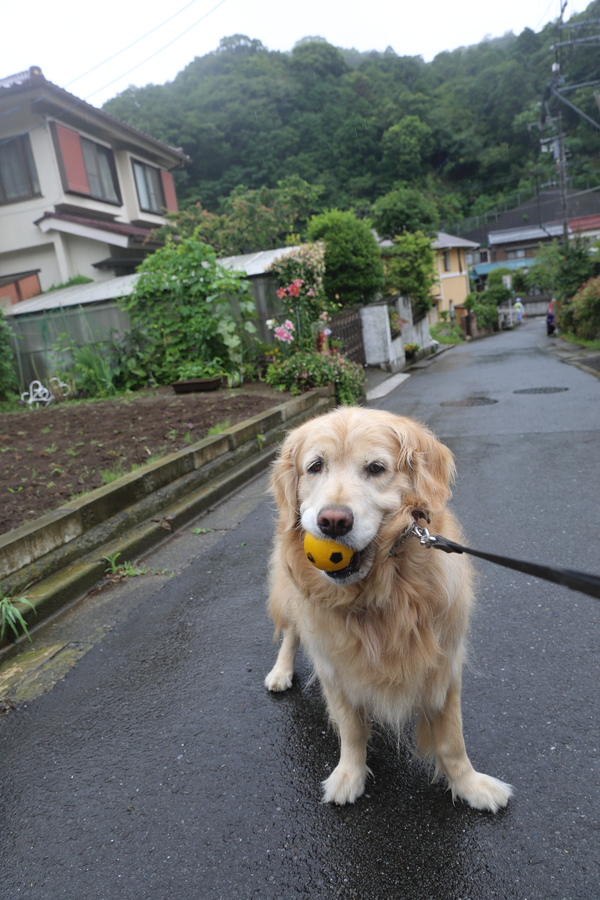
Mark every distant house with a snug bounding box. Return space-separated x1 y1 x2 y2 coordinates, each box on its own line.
429 232 479 323
0 66 189 305
462 189 600 288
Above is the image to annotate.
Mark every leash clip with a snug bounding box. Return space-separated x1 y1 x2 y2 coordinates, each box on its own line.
411 523 437 548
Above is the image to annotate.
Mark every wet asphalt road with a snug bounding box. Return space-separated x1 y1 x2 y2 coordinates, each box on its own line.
1 319 598 900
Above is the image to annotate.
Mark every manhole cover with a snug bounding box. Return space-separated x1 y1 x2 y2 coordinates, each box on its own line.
440 397 498 407
513 387 569 394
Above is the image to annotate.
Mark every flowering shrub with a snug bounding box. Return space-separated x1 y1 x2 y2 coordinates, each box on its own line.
268 244 330 350
268 243 325 302
565 275 600 340
265 350 365 405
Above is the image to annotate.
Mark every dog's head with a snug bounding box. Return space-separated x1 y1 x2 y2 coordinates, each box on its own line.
271 407 455 585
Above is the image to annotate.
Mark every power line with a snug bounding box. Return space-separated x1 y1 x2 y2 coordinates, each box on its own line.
1 0 228 122
64 0 205 90
84 0 229 102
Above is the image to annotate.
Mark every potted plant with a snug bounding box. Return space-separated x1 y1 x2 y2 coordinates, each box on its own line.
172 358 226 393
403 342 420 362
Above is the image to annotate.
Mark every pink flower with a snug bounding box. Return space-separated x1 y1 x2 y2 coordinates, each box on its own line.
284 320 295 331
276 287 287 299
274 326 294 343
307 289 316 298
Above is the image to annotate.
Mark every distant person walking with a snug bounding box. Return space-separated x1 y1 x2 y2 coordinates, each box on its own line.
514 298 524 323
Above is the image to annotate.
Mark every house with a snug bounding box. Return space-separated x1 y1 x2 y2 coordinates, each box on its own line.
429 232 479 323
0 66 188 304
462 189 600 288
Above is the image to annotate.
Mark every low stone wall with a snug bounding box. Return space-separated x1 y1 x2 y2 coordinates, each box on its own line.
0 388 334 599
360 297 434 372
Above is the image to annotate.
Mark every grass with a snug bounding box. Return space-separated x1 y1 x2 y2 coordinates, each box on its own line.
0 593 35 642
559 332 600 351
207 418 231 436
430 322 465 344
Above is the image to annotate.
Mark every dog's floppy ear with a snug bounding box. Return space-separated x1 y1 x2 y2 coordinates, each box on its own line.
391 418 455 513
270 430 300 530
409 423 455 513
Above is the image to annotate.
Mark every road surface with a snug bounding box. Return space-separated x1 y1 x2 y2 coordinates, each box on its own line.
0 319 598 899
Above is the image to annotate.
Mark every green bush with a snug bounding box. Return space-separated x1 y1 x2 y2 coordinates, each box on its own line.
121 235 257 384
265 351 365 405
0 312 18 400
464 291 499 330
306 210 383 307
430 321 464 344
567 276 600 340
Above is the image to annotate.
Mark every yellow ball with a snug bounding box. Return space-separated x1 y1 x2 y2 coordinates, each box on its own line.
303 533 354 571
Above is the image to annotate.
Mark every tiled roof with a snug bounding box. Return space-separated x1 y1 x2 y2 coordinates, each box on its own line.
34 211 155 240
432 231 479 249
0 67 189 164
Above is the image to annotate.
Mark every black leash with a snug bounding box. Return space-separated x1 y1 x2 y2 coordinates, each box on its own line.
411 524 600 601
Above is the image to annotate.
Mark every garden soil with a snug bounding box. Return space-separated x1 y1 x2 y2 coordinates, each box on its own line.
0 382 292 536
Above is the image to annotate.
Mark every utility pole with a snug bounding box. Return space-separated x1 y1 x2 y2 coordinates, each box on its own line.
546 0 600 248
553 2 570 247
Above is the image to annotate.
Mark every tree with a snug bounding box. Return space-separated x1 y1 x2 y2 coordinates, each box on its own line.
372 187 440 239
102 15 600 214
153 177 324 256
381 231 436 318
381 116 434 182
526 238 595 332
306 210 384 307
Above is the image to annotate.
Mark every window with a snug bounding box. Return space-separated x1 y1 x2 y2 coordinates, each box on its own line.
51 123 121 204
506 248 526 260
81 138 119 203
480 250 488 263
443 250 451 272
133 160 165 214
0 133 40 205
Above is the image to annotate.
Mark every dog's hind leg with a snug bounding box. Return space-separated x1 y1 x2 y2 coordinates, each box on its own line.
320 680 371 805
416 680 513 814
265 626 299 692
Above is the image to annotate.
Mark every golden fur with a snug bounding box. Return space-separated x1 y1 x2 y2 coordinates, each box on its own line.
265 406 512 811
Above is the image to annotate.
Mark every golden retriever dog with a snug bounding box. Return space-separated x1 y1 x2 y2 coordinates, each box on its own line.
265 406 512 812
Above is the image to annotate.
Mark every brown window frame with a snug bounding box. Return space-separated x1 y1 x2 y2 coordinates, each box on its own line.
50 122 122 206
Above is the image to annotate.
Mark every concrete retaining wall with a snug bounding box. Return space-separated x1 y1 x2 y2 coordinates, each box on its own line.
0 388 335 607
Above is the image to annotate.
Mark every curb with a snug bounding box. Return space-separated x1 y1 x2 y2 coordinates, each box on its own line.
0 387 335 648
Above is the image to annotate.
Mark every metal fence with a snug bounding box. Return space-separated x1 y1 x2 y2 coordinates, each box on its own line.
329 306 366 366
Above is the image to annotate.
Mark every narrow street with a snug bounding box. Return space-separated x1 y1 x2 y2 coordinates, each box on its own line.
1 318 598 900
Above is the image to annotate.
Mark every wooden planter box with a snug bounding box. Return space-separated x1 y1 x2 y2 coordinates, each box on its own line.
171 377 221 394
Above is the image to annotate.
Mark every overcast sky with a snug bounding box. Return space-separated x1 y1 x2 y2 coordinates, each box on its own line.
3 0 588 107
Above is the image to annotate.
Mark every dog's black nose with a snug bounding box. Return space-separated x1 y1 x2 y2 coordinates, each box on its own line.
317 506 354 537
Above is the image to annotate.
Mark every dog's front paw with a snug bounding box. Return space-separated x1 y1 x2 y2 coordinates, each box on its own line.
451 771 513 814
322 764 368 805
264 666 293 692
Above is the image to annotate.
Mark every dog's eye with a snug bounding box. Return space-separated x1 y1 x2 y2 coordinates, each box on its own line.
308 459 323 474
366 461 386 476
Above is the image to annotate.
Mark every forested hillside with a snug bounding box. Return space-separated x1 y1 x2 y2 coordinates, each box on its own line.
103 1 600 228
